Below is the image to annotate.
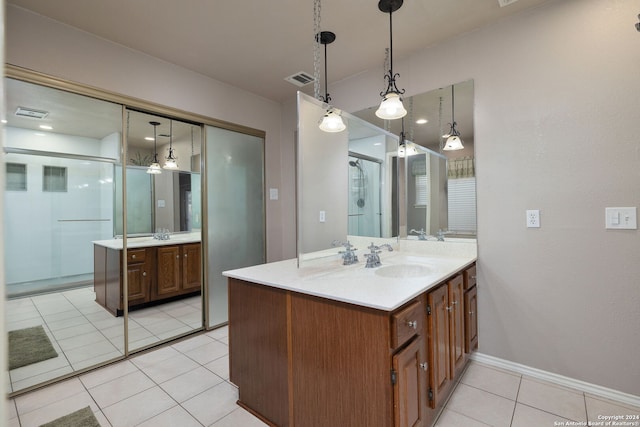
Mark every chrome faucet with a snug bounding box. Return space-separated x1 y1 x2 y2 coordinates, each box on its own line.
410 228 427 240
332 240 359 265
364 242 393 268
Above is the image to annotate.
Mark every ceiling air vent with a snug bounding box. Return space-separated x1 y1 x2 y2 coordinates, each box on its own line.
498 0 520 6
284 72 316 87
15 107 49 119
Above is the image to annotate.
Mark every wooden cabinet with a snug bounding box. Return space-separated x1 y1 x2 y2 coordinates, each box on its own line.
393 335 428 427
126 248 152 305
228 261 478 427
448 274 466 378
463 265 478 352
94 241 201 316
229 278 436 427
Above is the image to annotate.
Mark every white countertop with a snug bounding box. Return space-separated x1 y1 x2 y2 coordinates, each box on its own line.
223 240 477 312
93 232 201 250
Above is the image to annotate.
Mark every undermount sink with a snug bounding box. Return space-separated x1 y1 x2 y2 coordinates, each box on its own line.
375 263 433 278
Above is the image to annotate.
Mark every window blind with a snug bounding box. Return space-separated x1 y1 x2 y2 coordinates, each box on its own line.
448 177 476 233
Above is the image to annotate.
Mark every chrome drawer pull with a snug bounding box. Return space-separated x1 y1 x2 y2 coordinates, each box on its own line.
420 362 428 371
406 320 417 329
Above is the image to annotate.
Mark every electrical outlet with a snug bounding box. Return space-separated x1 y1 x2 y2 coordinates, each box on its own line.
319 210 326 223
526 209 540 228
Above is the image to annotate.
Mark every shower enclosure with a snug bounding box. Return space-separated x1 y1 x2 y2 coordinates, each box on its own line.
347 154 382 237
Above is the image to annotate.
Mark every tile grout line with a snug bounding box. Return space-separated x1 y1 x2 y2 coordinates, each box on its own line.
509 374 523 426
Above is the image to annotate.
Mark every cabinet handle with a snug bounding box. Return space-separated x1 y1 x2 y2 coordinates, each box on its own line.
420 362 428 371
184 254 188 258
471 275 476 279
469 310 474 315
132 254 136 259
142 271 146 276
446 306 453 312
176 255 180 259
406 320 417 329
451 300 458 306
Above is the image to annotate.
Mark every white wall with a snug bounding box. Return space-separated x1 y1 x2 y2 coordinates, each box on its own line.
331 0 640 396
5 5 291 262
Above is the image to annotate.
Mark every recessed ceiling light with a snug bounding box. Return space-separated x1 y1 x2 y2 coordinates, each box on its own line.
39 125 53 130
416 118 428 124
35 132 46 136
1 120 7 124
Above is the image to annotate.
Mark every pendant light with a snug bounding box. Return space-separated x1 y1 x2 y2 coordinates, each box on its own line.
443 85 464 151
375 0 407 120
317 31 346 133
398 118 417 158
163 120 179 169
146 121 162 174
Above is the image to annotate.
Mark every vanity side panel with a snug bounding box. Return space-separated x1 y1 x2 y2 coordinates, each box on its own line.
94 245 107 309
228 278 290 427
105 247 122 315
290 293 393 427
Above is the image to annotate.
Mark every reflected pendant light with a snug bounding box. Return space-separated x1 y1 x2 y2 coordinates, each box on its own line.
317 31 346 133
398 118 417 158
443 85 464 151
147 121 162 174
163 120 179 169
375 0 407 120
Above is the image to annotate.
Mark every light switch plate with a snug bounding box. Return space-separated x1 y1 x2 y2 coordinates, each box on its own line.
269 188 279 200
605 207 637 229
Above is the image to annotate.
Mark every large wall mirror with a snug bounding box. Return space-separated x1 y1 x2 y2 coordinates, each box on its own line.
353 79 477 241
297 92 399 265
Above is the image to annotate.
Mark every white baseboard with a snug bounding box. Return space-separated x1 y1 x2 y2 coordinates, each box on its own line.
470 352 640 409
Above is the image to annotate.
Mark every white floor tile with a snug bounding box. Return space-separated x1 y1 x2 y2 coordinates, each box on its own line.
435 408 492 427
171 334 216 353
137 353 200 384
50 322 99 340
517 377 587 421
205 325 228 340
14 377 86 415
212 407 270 427
445 383 516 427
88 370 156 408
18 393 99 427
64 340 120 364
585 394 640 422
182 381 239 426
182 340 228 365
461 362 521 400
511 403 572 427
130 346 182 369
57 330 109 351
11 366 74 392
136 405 202 427
80 360 139 389
160 366 224 402
102 386 177 427
204 355 230 380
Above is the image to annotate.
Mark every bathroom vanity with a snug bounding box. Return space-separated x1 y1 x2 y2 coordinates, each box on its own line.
224 242 477 427
93 233 201 316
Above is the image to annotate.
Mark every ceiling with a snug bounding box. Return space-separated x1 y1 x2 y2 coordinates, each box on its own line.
8 0 553 103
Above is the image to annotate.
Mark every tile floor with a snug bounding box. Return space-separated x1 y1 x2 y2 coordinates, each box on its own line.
6 286 202 393
6 327 640 426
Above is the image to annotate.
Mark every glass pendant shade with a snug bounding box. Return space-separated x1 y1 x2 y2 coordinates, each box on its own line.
163 157 178 169
146 162 162 174
443 135 464 151
318 109 346 133
376 92 407 120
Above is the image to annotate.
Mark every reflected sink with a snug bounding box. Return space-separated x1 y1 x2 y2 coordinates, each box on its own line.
375 264 433 278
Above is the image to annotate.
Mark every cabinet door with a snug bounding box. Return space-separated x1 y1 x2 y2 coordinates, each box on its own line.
427 285 450 408
181 243 202 292
448 275 466 378
393 336 428 427
127 261 150 305
156 245 181 297
464 285 478 352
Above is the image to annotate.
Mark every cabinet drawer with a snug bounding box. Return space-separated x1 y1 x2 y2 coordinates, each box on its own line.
463 265 476 290
127 248 147 264
391 300 423 350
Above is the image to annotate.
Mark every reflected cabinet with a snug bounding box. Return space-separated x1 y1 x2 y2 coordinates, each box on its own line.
94 241 202 316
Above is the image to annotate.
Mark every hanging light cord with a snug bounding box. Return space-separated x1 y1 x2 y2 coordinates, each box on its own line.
322 41 331 103
313 0 322 101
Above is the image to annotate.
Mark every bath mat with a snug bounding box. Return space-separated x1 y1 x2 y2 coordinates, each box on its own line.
39 406 101 427
8 325 58 370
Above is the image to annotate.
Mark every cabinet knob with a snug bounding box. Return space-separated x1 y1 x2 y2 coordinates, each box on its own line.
469 310 474 316
184 254 187 258
420 362 428 371
451 300 458 306
446 306 453 312
471 275 476 279
406 320 417 329
142 271 146 276
132 254 136 259
176 255 180 259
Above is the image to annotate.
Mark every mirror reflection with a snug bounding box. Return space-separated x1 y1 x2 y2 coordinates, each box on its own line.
3 78 125 393
296 92 398 265
353 79 477 240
